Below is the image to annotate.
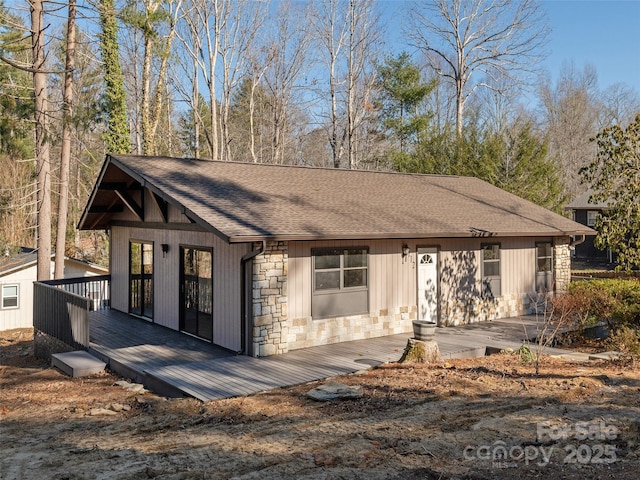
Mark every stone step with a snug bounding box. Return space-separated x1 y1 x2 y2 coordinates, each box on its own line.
51 351 106 378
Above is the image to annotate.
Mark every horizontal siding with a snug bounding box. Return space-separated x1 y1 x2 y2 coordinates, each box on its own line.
110 225 250 351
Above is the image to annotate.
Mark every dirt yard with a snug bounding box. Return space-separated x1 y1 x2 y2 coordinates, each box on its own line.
2 328 640 480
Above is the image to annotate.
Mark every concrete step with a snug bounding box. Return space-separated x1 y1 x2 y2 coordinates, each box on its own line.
51 351 106 378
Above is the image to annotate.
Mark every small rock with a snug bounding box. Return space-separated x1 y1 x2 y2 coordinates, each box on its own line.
314 452 339 466
306 381 363 401
114 380 146 394
89 408 118 416
108 403 131 412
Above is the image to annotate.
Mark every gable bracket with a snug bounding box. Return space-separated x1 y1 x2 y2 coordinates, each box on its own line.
151 192 169 223
115 188 144 221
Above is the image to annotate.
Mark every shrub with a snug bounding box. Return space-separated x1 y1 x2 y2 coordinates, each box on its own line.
606 325 640 361
563 279 640 328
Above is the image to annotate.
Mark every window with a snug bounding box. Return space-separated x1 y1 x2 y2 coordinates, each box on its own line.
481 244 501 298
312 247 368 318
1 284 19 309
587 210 598 227
536 242 554 292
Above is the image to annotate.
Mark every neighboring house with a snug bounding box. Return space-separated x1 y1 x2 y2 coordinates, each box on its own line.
565 190 613 262
0 248 108 331
78 154 594 357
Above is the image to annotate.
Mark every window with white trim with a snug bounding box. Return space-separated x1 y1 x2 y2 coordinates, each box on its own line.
1 284 19 309
481 244 501 298
587 210 598 227
312 247 368 318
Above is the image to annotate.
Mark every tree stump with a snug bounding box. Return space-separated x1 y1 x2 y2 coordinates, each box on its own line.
399 338 441 363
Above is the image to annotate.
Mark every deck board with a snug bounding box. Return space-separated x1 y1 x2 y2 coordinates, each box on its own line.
89 310 572 402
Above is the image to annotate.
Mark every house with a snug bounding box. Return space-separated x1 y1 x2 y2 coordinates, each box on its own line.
0 248 108 331
78 154 594 357
565 190 612 262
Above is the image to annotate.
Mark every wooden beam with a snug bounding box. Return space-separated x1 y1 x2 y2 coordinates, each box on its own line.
98 182 130 191
151 193 169 223
88 205 124 214
114 189 144 221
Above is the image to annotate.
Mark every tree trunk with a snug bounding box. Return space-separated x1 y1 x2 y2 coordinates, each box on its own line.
31 0 51 281
399 338 441 364
141 33 153 155
54 0 76 279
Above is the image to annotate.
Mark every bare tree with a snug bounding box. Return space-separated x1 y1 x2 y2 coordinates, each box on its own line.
598 82 640 129
408 0 548 137
311 0 349 168
345 0 381 169
311 0 382 168
261 0 312 165
538 62 600 197
54 0 76 279
175 0 230 160
217 0 265 162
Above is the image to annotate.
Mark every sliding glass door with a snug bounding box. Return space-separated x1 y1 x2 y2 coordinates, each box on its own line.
130 241 153 319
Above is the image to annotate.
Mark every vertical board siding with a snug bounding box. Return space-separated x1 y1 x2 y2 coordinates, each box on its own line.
289 239 416 319
110 225 250 352
0 265 38 330
289 237 546 323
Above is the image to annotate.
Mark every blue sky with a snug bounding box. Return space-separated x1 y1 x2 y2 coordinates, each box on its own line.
381 0 640 95
543 0 640 92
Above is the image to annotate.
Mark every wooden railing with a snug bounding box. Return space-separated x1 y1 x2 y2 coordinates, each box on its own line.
33 275 111 350
42 274 111 310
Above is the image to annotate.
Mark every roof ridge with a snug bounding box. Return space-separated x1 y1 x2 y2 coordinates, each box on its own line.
109 154 465 180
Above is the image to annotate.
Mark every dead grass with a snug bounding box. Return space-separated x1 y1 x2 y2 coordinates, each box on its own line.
1 328 640 479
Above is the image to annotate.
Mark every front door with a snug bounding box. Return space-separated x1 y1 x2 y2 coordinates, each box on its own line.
130 241 153 319
417 247 439 323
180 247 213 341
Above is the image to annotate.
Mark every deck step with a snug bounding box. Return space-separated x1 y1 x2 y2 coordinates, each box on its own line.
51 351 106 378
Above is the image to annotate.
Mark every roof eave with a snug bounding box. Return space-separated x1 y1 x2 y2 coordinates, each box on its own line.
228 229 597 244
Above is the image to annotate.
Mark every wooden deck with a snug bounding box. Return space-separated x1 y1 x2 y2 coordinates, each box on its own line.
89 309 566 402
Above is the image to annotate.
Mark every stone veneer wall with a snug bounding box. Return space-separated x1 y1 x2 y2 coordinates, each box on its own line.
288 306 417 351
553 236 571 293
252 241 289 357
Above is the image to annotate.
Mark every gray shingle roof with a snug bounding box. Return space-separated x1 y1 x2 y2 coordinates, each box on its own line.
566 190 611 210
79 154 594 242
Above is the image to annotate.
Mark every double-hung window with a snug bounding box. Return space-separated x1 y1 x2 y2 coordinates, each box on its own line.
1 284 19 309
312 247 368 318
481 243 501 298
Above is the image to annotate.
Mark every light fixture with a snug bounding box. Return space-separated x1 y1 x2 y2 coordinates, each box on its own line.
402 244 410 258
161 243 169 257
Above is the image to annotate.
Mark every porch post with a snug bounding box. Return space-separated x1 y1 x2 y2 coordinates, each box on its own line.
553 236 571 293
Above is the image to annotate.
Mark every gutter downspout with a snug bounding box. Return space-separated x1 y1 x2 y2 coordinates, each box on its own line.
570 235 586 259
570 234 586 247
239 241 265 355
